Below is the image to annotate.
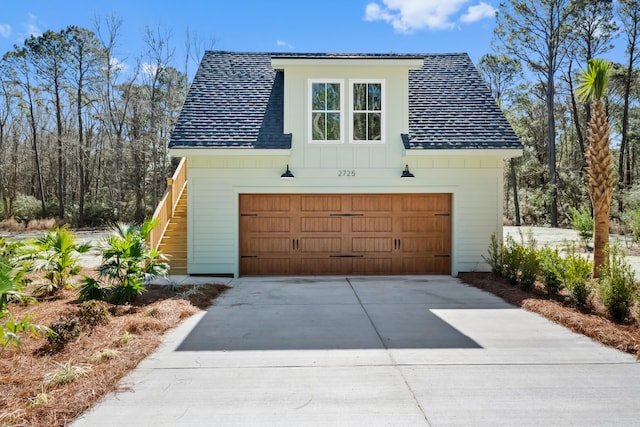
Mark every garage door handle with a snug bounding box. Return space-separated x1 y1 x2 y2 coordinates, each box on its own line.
292 239 299 250
329 213 364 217
435 254 450 258
435 213 450 217
394 239 401 250
330 255 364 258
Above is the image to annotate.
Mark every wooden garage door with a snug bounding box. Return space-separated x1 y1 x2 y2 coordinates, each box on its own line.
239 194 451 276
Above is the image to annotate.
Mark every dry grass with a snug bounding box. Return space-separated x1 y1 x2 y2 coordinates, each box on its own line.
26 218 59 231
459 272 640 358
0 218 25 232
0 282 229 427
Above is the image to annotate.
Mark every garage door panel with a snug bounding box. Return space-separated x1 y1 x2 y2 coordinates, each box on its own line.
401 237 448 253
353 258 393 274
243 237 291 254
301 217 342 232
298 258 351 275
351 217 393 232
402 195 450 212
402 256 450 274
241 258 291 275
401 217 449 233
352 237 393 253
241 195 291 212
351 196 393 211
244 217 291 232
300 238 341 253
301 195 342 211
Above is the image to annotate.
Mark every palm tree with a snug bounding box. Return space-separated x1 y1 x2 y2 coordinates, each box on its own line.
575 59 615 277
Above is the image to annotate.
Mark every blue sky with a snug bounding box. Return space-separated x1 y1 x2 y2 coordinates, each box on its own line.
0 0 501 78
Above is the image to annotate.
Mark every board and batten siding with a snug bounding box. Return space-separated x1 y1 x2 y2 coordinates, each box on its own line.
185 155 504 277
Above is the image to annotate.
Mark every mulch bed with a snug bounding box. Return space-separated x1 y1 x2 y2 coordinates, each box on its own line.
0 282 229 427
459 272 640 358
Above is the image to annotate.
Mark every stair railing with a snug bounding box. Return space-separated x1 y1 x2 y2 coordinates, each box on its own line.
148 157 187 251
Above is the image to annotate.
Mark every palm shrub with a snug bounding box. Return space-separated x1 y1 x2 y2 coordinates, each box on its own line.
0 256 50 353
597 244 637 322
538 247 564 295
31 226 91 294
561 243 593 308
78 218 169 304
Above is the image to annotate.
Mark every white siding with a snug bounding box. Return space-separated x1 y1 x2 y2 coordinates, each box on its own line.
185 155 505 277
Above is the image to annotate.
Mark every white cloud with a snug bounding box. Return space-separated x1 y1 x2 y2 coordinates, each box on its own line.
0 24 11 38
364 0 494 33
25 13 41 38
276 40 293 50
142 62 159 77
110 57 129 73
461 2 496 23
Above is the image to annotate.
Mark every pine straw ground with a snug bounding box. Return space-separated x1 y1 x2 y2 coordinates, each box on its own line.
459 272 640 358
0 279 229 427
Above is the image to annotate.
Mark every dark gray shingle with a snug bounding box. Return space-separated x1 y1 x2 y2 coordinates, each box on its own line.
169 51 521 150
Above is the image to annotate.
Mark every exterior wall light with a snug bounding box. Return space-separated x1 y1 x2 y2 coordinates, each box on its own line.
401 164 414 178
281 164 295 179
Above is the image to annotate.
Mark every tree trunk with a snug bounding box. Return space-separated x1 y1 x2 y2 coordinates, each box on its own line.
547 67 558 227
55 77 65 219
586 100 614 278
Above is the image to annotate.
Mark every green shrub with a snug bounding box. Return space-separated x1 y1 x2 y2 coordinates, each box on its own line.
569 207 593 243
82 202 117 227
501 232 538 288
31 226 91 295
79 218 169 304
538 247 564 295
77 300 110 329
562 244 592 308
483 234 504 277
627 208 640 245
47 315 82 350
12 194 42 223
597 244 638 322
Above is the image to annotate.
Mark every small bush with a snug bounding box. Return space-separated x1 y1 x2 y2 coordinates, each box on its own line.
597 244 638 322
47 315 82 350
42 361 91 387
627 208 640 245
484 234 504 277
77 277 108 302
77 300 110 329
538 247 564 295
26 218 57 231
0 217 26 232
12 194 42 223
569 207 593 244
501 232 538 288
562 244 592 308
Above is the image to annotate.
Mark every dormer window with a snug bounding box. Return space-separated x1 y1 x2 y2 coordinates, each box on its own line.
351 80 384 143
309 80 344 143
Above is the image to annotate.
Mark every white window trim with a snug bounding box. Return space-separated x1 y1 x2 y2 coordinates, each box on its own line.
349 79 385 145
308 79 344 144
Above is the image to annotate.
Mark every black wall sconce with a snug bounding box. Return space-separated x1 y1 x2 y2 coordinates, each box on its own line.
401 164 414 178
281 164 295 179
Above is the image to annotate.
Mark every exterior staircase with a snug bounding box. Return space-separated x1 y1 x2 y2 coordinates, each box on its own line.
158 188 187 274
148 158 188 275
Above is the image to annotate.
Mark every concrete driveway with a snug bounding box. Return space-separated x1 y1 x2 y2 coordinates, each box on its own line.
73 276 640 426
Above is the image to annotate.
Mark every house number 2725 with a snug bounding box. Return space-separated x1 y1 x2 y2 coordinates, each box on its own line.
338 170 356 177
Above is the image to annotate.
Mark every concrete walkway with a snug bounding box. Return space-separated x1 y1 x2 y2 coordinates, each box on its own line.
73 276 640 426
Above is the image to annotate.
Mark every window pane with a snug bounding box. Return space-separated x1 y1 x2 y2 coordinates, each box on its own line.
312 112 326 140
368 113 381 140
326 113 340 140
312 83 325 111
326 83 340 111
353 84 366 111
368 83 381 111
353 113 366 140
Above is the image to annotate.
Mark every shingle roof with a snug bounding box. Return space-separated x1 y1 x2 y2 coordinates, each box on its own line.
169 51 522 150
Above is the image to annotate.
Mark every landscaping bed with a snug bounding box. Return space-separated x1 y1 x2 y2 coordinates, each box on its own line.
0 281 228 427
459 272 640 358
